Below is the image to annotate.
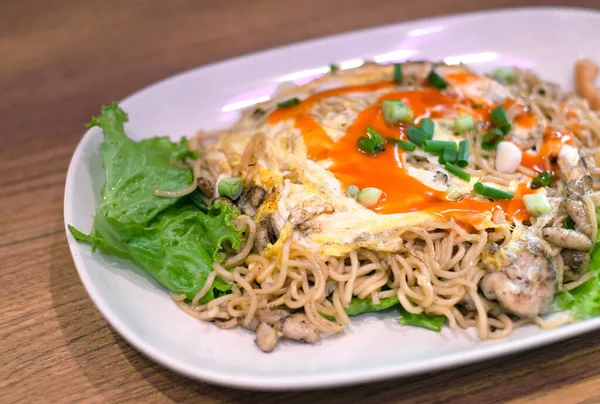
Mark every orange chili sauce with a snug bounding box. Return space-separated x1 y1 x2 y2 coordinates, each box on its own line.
268 75 542 226
521 129 574 174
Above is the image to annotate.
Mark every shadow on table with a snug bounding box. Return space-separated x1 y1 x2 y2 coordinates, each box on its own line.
49 237 600 403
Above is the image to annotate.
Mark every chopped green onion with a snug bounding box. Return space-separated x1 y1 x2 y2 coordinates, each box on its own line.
523 193 552 216
419 118 435 138
423 140 456 154
427 69 448 89
366 126 386 143
393 63 403 84
357 136 383 155
381 100 414 124
491 106 511 134
330 64 340 73
277 98 300 108
346 185 360 199
406 125 429 146
441 146 458 164
445 162 471 182
357 126 386 155
357 187 383 207
530 171 555 189
453 115 474 134
473 182 514 200
564 217 576 230
217 177 243 200
481 128 505 151
457 140 469 167
491 67 516 84
386 137 416 151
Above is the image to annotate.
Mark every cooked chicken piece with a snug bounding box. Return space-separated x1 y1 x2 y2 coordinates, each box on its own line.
255 322 279 353
244 317 259 332
257 308 290 328
560 176 594 252
542 228 592 251
197 176 215 198
564 199 593 239
282 314 320 343
561 249 590 273
558 145 588 183
556 165 594 249
237 185 266 217
254 215 278 251
566 176 593 199
481 225 555 318
481 250 555 318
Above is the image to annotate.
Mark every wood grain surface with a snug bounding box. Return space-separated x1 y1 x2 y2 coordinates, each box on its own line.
2 1 600 402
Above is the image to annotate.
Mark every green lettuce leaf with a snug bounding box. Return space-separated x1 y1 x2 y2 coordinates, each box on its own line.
69 103 243 301
344 295 446 332
89 103 194 232
396 308 446 332
552 290 575 312
568 271 600 317
345 295 400 316
552 209 600 318
118 202 241 300
140 136 199 162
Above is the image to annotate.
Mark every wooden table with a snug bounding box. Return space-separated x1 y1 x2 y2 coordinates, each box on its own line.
3 1 600 402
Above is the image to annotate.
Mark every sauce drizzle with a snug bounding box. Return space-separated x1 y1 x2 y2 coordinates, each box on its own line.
268 75 546 225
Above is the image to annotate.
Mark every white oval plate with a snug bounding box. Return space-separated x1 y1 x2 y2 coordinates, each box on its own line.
65 7 600 390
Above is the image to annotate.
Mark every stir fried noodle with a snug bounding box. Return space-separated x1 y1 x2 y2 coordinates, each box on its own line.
169 63 600 351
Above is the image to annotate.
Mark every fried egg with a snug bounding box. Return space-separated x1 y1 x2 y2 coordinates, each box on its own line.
203 62 555 256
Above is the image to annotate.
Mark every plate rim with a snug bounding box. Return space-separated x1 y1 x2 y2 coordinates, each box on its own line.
64 6 600 390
